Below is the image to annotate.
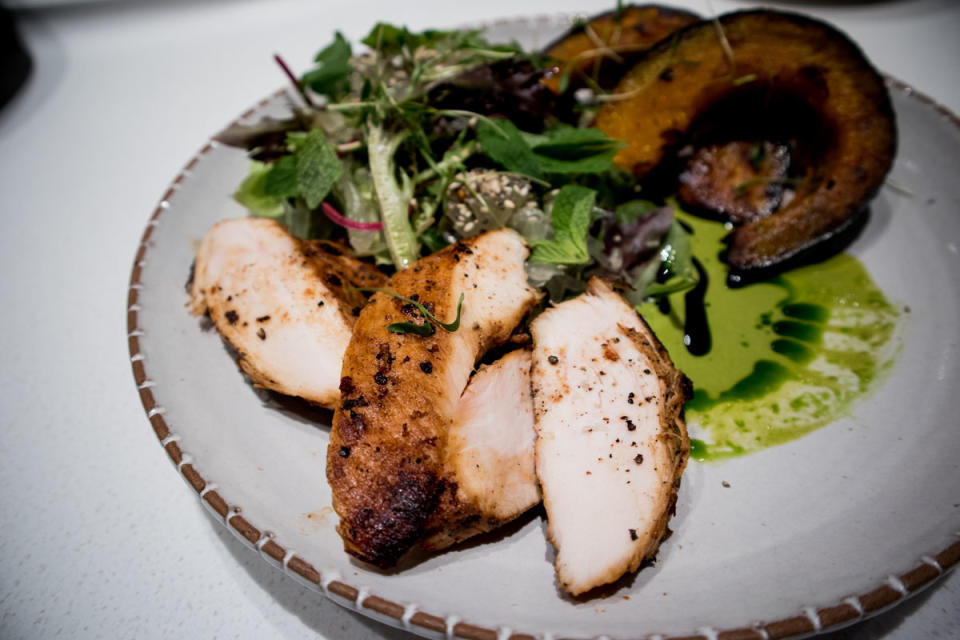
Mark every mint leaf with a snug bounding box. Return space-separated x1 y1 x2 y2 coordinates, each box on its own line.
478 121 625 178
297 130 343 209
302 32 352 96
477 119 543 180
533 126 626 158
234 162 286 218
530 185 596 265
263 155 298 198
532 126 626 174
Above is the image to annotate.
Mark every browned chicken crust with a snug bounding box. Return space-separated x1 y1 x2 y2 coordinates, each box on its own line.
326 230 540 567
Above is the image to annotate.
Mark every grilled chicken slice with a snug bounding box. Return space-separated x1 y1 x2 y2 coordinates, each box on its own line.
327 229 541 567
422 348 539 550
531 278 690 596
189 217 385 407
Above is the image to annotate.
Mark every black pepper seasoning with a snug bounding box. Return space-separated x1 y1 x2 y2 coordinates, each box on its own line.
419 361 433 374
548 355 559 365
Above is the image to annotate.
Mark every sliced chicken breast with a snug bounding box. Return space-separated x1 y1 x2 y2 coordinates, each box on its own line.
190 217 385 408
422 348 539 550
530 278 690 596
327 229 541 567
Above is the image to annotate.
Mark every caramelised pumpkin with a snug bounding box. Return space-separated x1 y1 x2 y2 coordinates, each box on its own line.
594 10 897 279
678 140 791 225
542 4 699 94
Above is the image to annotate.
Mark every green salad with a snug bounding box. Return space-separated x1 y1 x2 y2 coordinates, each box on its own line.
217 21 698 307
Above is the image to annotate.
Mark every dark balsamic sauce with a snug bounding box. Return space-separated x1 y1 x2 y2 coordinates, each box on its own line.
656 296 671 314
682 258 711 356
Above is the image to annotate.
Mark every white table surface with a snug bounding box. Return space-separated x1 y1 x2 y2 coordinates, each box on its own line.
1 0 958 638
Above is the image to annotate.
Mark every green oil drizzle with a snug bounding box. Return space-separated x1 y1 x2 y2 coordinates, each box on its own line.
641 212 903 462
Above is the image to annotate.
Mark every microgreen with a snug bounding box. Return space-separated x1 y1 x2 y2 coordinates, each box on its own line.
360 288 465 336
274 54 314 107
302 32 353 98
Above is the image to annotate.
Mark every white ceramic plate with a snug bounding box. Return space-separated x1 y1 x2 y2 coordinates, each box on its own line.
128 18 960 640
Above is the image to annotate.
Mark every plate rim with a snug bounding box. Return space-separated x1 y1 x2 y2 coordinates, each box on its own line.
127 76 960 640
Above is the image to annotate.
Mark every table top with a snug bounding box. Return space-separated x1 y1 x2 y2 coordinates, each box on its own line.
1 1 958 638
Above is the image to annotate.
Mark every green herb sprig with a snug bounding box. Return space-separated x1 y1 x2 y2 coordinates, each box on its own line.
360 288 465 336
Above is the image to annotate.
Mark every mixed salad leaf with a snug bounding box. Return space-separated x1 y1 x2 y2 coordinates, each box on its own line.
217 21 699 304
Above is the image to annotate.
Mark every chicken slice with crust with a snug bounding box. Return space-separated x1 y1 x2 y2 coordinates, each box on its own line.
327 229 541 567
190 217 385 408
531 278 690 596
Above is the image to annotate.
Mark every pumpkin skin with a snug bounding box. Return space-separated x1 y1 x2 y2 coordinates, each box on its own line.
594 10 896 279
542 5 700 94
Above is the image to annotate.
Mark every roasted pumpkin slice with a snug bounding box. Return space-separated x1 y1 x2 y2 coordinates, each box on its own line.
542 4 699 93
678 140 791 225
594 10 896 278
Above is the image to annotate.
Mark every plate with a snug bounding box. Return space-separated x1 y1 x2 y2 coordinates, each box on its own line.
127 17 960 640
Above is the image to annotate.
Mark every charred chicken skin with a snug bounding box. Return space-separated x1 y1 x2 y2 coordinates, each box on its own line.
327 229 541 567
